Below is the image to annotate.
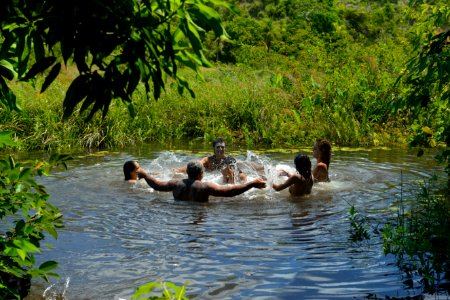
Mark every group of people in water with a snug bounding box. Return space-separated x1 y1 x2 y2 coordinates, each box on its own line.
123 138 332 202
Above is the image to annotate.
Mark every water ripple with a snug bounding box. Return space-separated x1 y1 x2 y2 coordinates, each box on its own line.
33 149 444 300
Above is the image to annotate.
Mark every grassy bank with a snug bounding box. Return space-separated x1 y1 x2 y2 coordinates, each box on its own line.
3 50 411 152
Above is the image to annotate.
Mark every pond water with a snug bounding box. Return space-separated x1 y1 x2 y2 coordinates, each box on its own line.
26 145 446 300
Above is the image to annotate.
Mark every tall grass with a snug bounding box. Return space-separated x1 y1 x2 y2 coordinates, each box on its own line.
2 40 412 151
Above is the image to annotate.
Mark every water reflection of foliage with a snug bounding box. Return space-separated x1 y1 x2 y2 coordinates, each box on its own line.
382 176 450 295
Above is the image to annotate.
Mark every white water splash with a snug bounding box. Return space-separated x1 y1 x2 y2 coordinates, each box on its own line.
43 277 70 300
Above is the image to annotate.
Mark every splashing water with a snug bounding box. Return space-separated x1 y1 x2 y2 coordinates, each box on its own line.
43 277 70 300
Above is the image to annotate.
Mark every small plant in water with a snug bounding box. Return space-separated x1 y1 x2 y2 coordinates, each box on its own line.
131 280 189 300
348 204 371 242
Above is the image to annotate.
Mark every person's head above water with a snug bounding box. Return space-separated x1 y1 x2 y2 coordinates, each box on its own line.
123 160 141 182
294 154 312 179
186 161 205 180
313 138 331 167
212 137 226 159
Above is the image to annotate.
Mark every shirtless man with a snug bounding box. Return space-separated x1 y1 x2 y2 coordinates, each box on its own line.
312 138 331 182
179 138 247 184
272 154 313 197
138 161 266 202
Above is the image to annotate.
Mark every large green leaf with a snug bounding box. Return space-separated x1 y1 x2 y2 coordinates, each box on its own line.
0 131 17 148
38 261 58 272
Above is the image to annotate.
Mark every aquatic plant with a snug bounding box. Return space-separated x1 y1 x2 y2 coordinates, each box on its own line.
348 204 371 242
132 280 189 300
382 176 450 295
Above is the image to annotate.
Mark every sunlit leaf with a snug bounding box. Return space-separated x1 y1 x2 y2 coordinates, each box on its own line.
0 59 18 80
39 260 58 272
0 131 17 148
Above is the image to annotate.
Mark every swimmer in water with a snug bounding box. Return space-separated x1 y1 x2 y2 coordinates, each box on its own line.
312 138 331 182
138 161 266 202
123 160 141 184
272 154 313 197
178 138 247 184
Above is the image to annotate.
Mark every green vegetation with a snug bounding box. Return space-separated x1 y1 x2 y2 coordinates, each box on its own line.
0 1 447 154
0 132 69 299
0 0 423 151
4 62 410 151
348 204 370 242
382 176 450 294
132 281 189 300
0 0 230 124
1 0 449 298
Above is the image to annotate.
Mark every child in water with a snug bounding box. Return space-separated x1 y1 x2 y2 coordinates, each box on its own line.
312 138 331 182
123 160 141 184
272 154 313 196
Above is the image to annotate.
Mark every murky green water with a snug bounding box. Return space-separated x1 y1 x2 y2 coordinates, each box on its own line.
25 145 446 299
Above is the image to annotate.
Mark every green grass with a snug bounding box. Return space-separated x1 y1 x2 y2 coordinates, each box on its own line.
3 52 411 152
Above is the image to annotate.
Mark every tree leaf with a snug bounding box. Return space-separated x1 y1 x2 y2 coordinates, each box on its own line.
0 59 18 80
33 30 45 61
0 131 17 148
13 239 40 253
21 56 57 81
41 62 61 93
0 33 15 58
39 260 58 272
63 74 91 120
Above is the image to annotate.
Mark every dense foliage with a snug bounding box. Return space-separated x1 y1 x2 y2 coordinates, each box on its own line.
0 132 69 298
393 1 449 184
382 177 450 295
0 0 231 120
0 1 448 152
2 0 418 149
1 0 449 297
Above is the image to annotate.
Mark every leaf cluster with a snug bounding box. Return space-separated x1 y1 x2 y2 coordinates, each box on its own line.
382 177 450 294
132 280 189 300
0 0 231 121
392 1 449 180
0 131 69 299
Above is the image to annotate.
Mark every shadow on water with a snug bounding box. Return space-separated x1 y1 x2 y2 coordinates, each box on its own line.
22 145 447 300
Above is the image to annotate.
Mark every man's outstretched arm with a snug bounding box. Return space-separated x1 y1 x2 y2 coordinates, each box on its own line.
137 169 178 192
207 178 266 197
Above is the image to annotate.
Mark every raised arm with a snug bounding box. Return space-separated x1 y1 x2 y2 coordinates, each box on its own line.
206 178 266 197
272 175 297 192
137 169 178 192
176 156 208 173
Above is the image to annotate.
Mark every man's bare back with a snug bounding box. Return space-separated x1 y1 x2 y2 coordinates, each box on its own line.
138 161 265 202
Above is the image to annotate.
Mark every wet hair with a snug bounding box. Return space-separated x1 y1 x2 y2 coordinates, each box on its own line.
123 160 138 181
212 137 225 148
186 161 205 179
314 139 331 167
294 154 312 179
